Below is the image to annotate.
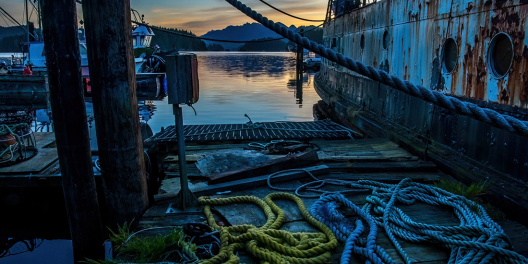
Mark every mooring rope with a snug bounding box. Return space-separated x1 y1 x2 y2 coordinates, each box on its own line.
223 0 528 138
198 192 338 264
268 173 528 264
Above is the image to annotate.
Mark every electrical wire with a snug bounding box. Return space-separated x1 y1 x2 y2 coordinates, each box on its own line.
0 11 11 27
132 20 323 43
257 0 325 22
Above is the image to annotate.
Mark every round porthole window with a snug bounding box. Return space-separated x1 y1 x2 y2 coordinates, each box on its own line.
442 38 458 73
382 31 389 50
360 34 365 49
488 33 514 78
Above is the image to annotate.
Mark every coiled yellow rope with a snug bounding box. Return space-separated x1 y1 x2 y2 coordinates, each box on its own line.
198 192 338 264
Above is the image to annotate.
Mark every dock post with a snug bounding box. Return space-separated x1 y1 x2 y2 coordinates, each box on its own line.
40 0 104 261
296 29 304 104
82 0 149 229
295 31 303 75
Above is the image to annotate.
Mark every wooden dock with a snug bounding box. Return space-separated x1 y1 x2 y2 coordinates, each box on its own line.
0 132 101 188
139 138 528 263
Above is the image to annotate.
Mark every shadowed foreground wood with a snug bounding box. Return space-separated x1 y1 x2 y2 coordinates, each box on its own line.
41 0 104 261
139 138 528 263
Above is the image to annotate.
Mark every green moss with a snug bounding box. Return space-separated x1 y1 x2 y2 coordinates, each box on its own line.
118 228 191 262
108 221 132 252
84 223 195 264
434 180 505 220
433 180 490 199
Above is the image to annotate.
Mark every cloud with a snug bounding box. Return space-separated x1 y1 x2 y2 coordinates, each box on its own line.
2 0 328 36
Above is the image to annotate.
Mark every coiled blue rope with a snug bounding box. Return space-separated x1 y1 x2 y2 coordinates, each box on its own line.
311 193 394 264
307 178 528 264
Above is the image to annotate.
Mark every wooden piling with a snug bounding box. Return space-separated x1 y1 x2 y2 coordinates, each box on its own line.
82 0 149 229
40 0 104 261
296 29 304 104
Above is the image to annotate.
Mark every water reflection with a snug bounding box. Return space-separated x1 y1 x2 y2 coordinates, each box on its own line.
0 239 73 264
0 51 321 263
143 52 320 134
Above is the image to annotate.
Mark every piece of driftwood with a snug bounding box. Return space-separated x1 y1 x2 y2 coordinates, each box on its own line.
207 150 319 184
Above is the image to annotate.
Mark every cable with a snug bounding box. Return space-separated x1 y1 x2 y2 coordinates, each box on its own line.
132 20 323 43
257 0 325 22
0 11 11 27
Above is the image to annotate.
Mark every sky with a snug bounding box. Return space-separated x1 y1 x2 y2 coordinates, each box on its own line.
0 0 328 36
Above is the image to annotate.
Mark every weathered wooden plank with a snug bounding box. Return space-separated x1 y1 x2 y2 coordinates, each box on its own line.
164 150 286 162
207 150 319 183
317 150 415 161
318 172 442 183
326 161 437 172
0 148 58 174
34 132 57 148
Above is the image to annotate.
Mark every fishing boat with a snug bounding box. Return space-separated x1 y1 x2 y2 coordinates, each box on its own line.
315 0 528 215
287 45 309 54
0 2 167 97
303 57 321 70
5 25 159 75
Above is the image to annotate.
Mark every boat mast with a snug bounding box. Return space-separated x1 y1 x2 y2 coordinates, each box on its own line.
38 0 42 34
25 0 30 62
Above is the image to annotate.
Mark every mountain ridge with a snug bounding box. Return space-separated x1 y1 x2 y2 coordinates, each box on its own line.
200 22 294 50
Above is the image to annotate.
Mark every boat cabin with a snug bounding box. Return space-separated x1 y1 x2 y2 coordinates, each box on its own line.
132 25 154 49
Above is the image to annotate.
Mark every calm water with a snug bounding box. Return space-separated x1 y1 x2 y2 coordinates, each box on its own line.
143 52 320 132
0 52 322 263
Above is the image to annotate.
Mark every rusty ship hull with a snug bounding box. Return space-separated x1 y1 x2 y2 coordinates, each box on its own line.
316 0 528 221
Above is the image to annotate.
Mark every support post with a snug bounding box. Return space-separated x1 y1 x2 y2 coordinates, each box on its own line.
173 105 196 210
41 0 104 261
82 0 149 229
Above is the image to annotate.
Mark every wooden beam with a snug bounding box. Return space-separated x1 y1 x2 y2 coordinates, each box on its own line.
41 0 104 261
326 161 437 172
82 0 149 229
207 150 319 183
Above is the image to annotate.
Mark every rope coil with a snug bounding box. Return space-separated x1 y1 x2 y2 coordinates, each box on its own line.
224 0 528 138
198 192 338 264
305 178 528 264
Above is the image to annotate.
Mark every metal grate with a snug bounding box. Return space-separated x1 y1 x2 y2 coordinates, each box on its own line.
149 120 356 143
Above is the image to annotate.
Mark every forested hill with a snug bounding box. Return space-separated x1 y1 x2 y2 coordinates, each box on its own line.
201 22 283 51
239 38 288 51
201 23 323 51
0 26 26 52
149 27 207 51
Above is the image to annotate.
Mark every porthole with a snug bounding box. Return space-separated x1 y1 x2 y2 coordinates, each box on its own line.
360 34 365 49
382 31 389 50
442 38 458 73
488 33 514 78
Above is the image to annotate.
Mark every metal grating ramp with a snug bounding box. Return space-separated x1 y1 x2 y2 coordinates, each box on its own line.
148 120 355 143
